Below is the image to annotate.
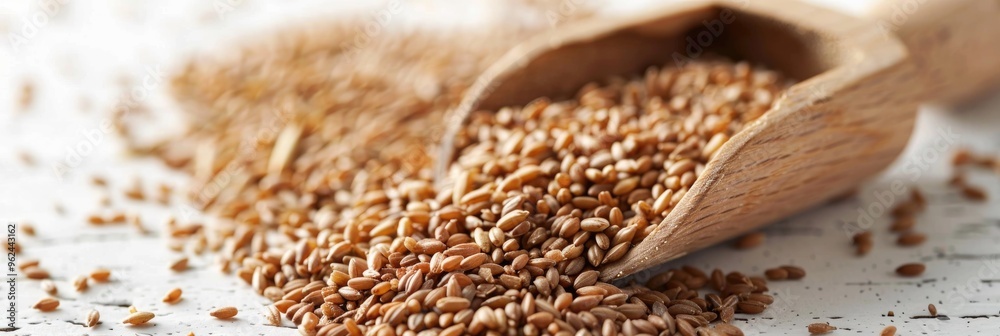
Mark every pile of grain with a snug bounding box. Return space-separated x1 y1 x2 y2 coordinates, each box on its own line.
134 5 798 336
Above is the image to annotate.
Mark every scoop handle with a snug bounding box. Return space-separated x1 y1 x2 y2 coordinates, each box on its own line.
870 0 1000 105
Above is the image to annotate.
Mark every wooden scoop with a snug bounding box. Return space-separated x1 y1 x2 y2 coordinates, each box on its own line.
436 0 1000 281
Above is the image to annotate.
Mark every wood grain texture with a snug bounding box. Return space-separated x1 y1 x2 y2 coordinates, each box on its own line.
434 0 932 280
601 0 919 279
869 0 1000 105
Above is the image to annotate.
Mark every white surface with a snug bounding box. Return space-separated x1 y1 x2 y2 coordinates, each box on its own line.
2 0 999 335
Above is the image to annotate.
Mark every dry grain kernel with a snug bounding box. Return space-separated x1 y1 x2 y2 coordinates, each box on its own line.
123 311 155 325
734 232 765 249
736 300 767 314
880 325 897 336
764 268 788 281
896 263 926 277
928 303 937 317
961 185 987 201
897 232 927 246
24 267 49 280
781 266 806 280
807 322 836 334
85 309 100 327
210 306 238 319
73 275 89 292
40 280 57 295
32 297 59 312
140 29 794 335
163 288 183 303
170 257 189 272
90 268 112 282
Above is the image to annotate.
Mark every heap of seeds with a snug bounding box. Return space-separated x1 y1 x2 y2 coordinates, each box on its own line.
443 59 790 269
187 60 786 335
125 5 804 335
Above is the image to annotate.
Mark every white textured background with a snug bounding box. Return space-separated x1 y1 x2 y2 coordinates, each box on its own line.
2 0 999 335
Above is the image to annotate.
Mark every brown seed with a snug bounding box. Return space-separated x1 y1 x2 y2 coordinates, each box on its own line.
210 306 238 319
668 303 700 316
162 288 183 303
441 324 466 336
887 310 894 316
677 319 696 336
90 268 112 282
953 149 974 166
897 232 927 246
961 185 987 201
807 322 836 334
880 325 897 336
265 305 281 325
573 270 599 289
896 263 926 277
890 216 915 232
170 257 189 272
40 280 57 295
714 323 744 336
928 303 937 316
746 293 774 305
24 267 49 280
719 307 735 324
580 218 610 232
764 268 788 281
133 41 795 336
21 223 36 236
852 231 872 244
781 266 806 279
856 239 873 256
527 312 554 328
123 311 155 325
347 277 376 291
736 300 767 314
18 259 40 271
73 275 89 292
734 232 765 249
497 210 529 231
436 297 471 313
85 309 100 327
32 297 59 312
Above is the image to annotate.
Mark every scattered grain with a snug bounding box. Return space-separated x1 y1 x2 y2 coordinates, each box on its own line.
40 280 57 295
85 309 100 327
896 263 926 277
123 311 155 325
807 322 836 334
764 268 788 281
90 268 112 282
163 288 183 303
32 297 59 312
734 232 765 249
73 275 89 292
122 11 796 335
780 266 806 280
897 232 927 247
210 306 238 319
170 257 189 272
21 223 36 236
24 267 50 280
960 185 987 201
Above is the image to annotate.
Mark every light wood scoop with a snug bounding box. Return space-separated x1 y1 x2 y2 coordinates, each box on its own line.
436 0 1000 281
